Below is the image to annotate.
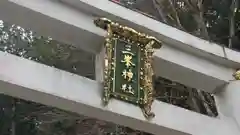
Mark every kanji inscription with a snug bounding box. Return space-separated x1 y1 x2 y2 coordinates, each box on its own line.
94 18 162 119
113 39 140 98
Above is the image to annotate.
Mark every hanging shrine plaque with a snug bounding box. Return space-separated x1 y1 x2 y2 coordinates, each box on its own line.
94 18 162 119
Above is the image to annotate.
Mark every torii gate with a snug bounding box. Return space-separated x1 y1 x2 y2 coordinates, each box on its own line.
0 0 240 135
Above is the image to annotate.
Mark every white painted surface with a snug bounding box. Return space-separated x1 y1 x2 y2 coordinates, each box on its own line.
0 0 238 93
154 44 234 92
215 81 240 129
0 0 106 53
61 0 240 68
0 52 239 135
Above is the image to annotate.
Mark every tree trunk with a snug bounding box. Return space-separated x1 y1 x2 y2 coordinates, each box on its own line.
229 0 238 48
183 0 209 39
188 89 201 113
167 0 185 30
11 99 16 135
196 90 214 116
195 0 209 39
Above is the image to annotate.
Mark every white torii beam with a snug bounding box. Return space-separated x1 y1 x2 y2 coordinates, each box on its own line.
0 0 239 93
0 51 239 135
1 0 239 93
0 0 105 53
1 0 240 134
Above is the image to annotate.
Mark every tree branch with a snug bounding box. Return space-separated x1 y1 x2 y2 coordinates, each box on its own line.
152 0 168 23
167 0 185 30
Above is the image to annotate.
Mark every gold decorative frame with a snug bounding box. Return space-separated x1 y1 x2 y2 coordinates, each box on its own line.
233 69 240 80
94 18 162 119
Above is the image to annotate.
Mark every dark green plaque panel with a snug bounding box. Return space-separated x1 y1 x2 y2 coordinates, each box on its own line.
110 38 145 104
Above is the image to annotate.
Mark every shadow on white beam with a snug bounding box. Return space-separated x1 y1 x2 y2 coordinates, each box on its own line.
0 0 105 53
0 0 237 92
0 52 239 135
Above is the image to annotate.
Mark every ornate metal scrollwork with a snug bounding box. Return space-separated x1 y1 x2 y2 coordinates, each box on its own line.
233 69 240 80
94 18 162 119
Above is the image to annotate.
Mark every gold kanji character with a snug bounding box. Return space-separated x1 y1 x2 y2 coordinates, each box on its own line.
121 84 134 95
121 54 135 68
128 85 134 95
121 84 127 91
122 69 134 81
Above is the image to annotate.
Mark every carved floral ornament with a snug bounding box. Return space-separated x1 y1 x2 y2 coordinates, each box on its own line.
233 69 240 80
94 18 162 119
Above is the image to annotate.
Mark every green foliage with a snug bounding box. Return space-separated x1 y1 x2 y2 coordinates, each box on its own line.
0 21 94 79
0 95 39 135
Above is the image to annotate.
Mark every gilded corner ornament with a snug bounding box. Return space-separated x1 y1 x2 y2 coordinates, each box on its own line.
233 69 240 80
94 18 162 119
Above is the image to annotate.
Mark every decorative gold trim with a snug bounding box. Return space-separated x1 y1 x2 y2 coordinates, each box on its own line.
233 69 240 80
141 40 155 119
103 24 113 105
94 18 162 49
95 18 162 119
